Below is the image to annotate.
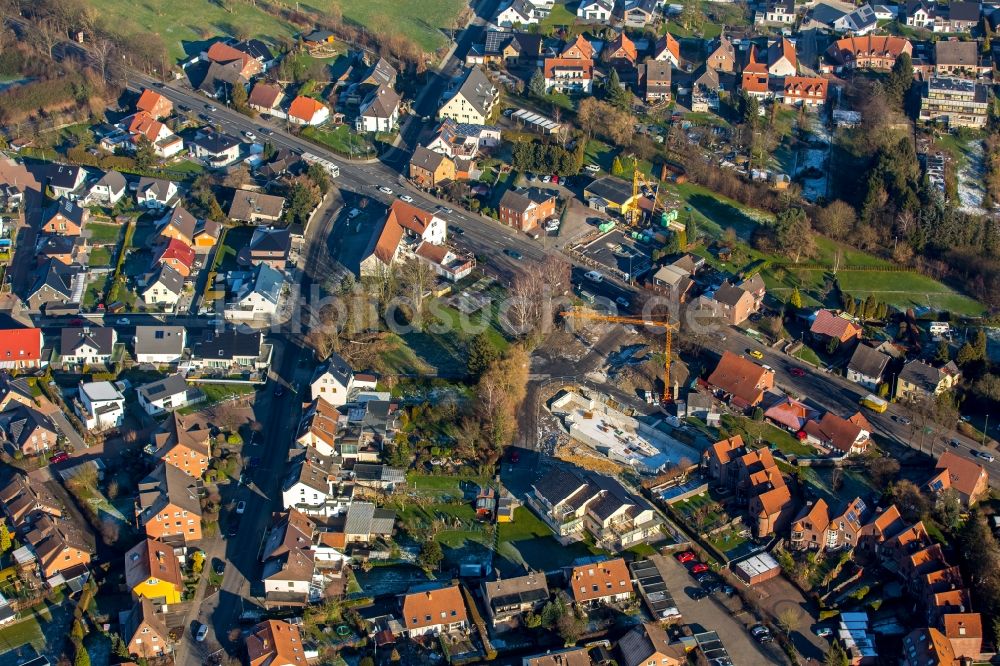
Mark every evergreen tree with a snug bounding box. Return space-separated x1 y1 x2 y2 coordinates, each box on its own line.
418 540 443 571
862 295 877 320
887 52 913 106
231 82 249 113
134 138 156 171
844 297 857 317
528 68 546 99
675 229 687 251
0 523 10 554
611 156 625 176
875 302 888 320
604 68 630 109
685 215 697 245
935 339 951 363
467 333 498 378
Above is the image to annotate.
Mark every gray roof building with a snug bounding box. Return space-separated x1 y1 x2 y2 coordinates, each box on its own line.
847 344 890 380
134 325 186 360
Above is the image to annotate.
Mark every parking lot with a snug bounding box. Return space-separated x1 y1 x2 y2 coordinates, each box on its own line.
654 554 789 666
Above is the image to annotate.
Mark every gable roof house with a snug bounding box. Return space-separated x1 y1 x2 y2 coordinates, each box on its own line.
756 0 796 24
904 0 936 28
59 327 116 366
42 198 87 236
0 405 58 456
197 59 248 100
803 411 872 455
247 82 284 114
810 309 862 345
401 585 469 637
309 351 378 408
36 234 84 268
150 412 212 478
26 261 80 313
140 264 184 308
25 511 96 580
495 0 539 27
438 67 499 125
125 537 184 605
136 177 179 209
767 37 798 77
706 35 737 73
652 33 681 67
189 131 241 168
482 572 549 630
543 57 595 94
896 360 961 401
561 34 595 60
136 89 174 119
781 76 829 107
619 0 659 27
47 164 87 200
86 170 128 207
568 558 634 606
498 188 557 232
225 262 285 321
826 35 913 71
287 95 330 126
607 32 639 68
0 328 44 370
834 4 878 34
706 351 775 408
617 621 687 666
943 612 983 661
247 619 314 666
137 461 204 545
205 41 262 79
296 398 341 457
134 325 186 365
281 450 340 517
846 344 890 390
638 59 672 103
741 45 771 99
936 1 980 32
187 329 270 373
153 237 195 279
356 85 402 133
577 0 613 22
409 146 457 189
935 39 982 77
229 189 286 224
926 450 989 507
237 225 291 270
137 373 204 416
359 200 446 277
261 545 315 609
120 597 172 659
764 397 816 432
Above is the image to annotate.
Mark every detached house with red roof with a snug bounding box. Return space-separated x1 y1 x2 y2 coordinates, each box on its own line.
400 585 469 637
154 239 196 278
543 57 594 94
0 328 44 369
287 96 330 126
607 32 638 68
652 33 681 67
809 309 862 346
803 411 872 455
927 450 989 507
741 45 771 100
568 558 634 607
205 41 261 79
136 89 173 119
706 351 775 408
359 200 447 277
767 38 798 76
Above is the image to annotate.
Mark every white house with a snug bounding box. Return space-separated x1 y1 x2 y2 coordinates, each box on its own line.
189 132 242 168
310 351 378 407
359 200 448 277
59 327 116 366
288 96 331 126
845 344 890 391
261 548 314 604
136 177 179 209
134 326 187 365
141 264 184 308
47 164 87 200
86 171 127 207
77 381 125 431
224 263 285 321
356 85 401 133
438 67 499 126
136 374 204 416
577 0 613 21
281 452 344 517
495 0 539 26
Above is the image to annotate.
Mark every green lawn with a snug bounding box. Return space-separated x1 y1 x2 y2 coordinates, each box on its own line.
706 526 748 555
82 275 109 309
88 0 462 63
302 124 376 157
0 608 45 653
794 345 823 368
540 1 577 27
88 247 113 267
84 222 123 245
720 413 816 457
497 507 606 572
184 382 257 411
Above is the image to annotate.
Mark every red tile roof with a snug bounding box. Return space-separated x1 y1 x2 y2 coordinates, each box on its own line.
783 76 828 101
744 45 768 74
0 328 42 363
803 411 870 453
544 57 594 80
810 309 862 342
206 42 254 69
136 90 173 119
655 33 680 63
708 435 745 465
707 351 773 406
157 238 195 270
562 34 594 60
609 32 638 63
288 95 327 123
931 450 988 501
569 558 633 603
401 585 468 631
128 112 166 143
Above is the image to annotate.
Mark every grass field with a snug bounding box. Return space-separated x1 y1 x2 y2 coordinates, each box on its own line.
720 414 816 457
88 247 113 267
84 222 123 245
302 124 375 157
88 0 463 63
541 1 578 27
497 507 605 573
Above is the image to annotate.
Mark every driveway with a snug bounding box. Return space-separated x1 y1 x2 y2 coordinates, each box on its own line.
653 554 790 666
755 575 829 661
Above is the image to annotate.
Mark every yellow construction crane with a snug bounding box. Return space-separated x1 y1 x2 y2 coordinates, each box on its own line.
563 307 680 403
624 167 660 227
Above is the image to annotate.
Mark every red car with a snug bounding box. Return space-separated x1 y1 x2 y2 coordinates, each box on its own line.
789 367 806 377
675 551 696 563
690 562 709 574
49 452 69 464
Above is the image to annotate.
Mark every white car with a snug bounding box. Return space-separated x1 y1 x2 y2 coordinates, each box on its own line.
116 317 131 325
584 270 604 283
236 500 247 514
243 130 256 140
977 450 995 463
347 208 361 219
585 164 601 173
195 623 209 642
399 194 414 203
378 186 393 194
